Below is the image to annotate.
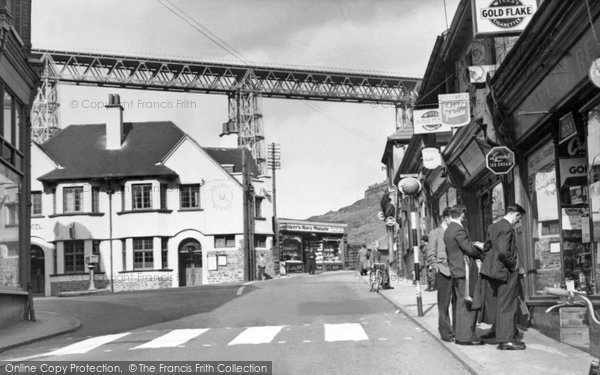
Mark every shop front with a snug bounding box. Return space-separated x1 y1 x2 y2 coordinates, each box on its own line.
488 0 600 348
278 218 347 274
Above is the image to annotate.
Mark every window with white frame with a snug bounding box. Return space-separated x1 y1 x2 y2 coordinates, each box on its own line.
180 184 200 209
132 184 152 210
161 237 169 269
64 240 84 273
215 235 236 248
31 191 42 216
133 237 154 269
63 186 83 213
92 187 100 213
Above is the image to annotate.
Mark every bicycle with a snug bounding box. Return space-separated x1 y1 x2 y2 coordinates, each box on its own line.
369 262 386 293
544 287 600 375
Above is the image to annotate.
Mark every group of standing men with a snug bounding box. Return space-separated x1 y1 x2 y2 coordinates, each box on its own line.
427 203 527 350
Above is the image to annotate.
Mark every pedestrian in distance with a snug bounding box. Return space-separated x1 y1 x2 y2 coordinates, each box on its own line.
480 203 527 350
357 243 369 276
443 204 485 345
419 235 434 291
257 253 272 280
308 248 317 275
427 207 455 342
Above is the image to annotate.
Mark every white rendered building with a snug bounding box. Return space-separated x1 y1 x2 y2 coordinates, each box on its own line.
30 100 274 296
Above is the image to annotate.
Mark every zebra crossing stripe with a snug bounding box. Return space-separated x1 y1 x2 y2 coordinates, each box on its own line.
47 333 131 355
133 329 209 349
324 323 369 342
228 326 285 345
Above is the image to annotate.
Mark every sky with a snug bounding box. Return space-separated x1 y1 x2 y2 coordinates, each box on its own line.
32 0 460 219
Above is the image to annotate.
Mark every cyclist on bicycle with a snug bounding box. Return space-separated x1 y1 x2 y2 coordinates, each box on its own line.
369 241 393 290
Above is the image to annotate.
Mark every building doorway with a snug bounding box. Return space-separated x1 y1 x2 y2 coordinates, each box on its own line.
30 246 45 294
178 239 202 287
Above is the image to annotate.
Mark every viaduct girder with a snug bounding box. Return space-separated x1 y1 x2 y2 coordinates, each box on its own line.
30 49 421 104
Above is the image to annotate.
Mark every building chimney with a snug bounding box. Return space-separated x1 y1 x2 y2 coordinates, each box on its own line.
105 94 124 150
219 120 238 148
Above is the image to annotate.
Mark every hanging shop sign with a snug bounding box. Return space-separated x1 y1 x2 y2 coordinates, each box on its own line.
472 0 538 37
486 146 515 175
439 93 471 127
558 112 578 145
468 65 497 83
589 58 600 88
413 108 453 134
422 147 442 169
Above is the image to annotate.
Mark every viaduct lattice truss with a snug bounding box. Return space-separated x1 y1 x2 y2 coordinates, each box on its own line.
30 49 421 174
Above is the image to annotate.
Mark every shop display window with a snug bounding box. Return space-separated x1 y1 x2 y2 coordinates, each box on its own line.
281 238 302 262
527 142 561 292
588 109 600 294
0 164 21 288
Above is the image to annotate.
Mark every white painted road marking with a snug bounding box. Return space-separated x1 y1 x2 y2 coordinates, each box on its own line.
48 333 131 355
236 286 245 296
324 323 369 342
228 326 285 345
133 329 209 349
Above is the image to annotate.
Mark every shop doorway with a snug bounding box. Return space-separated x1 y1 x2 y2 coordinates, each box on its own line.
30 246 45 294
178 239 202 287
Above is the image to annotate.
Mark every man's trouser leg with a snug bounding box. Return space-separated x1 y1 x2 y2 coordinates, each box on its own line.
437 272 454 340
453 277 477 342
495 271 520 343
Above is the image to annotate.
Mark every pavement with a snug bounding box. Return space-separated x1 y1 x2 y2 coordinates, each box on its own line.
362 269 595 375
0 270 595 374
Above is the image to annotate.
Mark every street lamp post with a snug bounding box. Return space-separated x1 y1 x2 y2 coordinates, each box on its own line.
398 175 423 317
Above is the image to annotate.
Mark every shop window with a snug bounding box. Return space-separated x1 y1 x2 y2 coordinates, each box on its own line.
215 235 235 248
63 186 83 213
558 134 591 293
31 191 42 216
491 183 505 223
528 142 561 292
132 184 152 210
587 110 600 294
180 184 200 209
282 238 302 262
64 240 84 273
133 237 153 270
3 91 12 144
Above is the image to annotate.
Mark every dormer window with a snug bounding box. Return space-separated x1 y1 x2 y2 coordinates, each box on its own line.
63 186 83 213
132 183 152 210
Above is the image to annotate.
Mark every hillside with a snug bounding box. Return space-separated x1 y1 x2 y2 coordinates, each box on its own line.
307 182 389 248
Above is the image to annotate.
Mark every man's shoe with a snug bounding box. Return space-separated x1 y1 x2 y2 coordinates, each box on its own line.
441 336 454 342
455 339 485 346
480 331 496 339
497 341 526 350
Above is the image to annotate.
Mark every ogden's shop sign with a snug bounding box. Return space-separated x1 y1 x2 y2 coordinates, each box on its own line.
472 0 538 36
438 93 470 127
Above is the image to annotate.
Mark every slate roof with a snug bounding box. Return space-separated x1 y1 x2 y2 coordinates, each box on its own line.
39 122 185 181
204 147 260 176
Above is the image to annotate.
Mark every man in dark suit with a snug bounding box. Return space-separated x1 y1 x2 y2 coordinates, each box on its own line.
444 204 484 345
480 203 526 350
427 207 455 342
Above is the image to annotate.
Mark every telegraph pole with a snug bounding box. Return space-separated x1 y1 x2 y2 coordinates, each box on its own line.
242 149 256 281
267 143 281 258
